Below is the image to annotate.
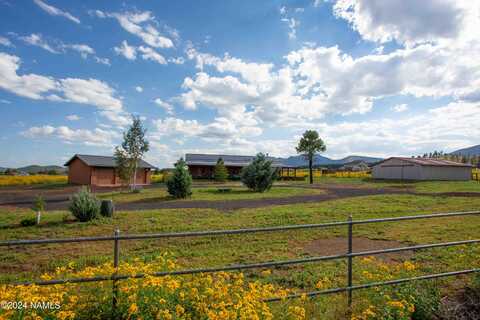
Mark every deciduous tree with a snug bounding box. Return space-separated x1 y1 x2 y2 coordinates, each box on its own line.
296 130 326 184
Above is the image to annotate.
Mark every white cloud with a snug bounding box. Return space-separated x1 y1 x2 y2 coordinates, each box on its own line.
94 56 110 66
281 17 299 39
22 125 119 146
0 36 12 47
333 0 478 46
17 34 108 65
20 33 59 53
135 86 143 92
62 43 94 59
58 78 128 126
96 10 173 48
312 101 480 158
33 0 80 24
66 114 80 121
0 99 11 104
392 104 408 112
114 40 137 60
0 52 58 99
138 46 166 64
0 53 127 125
168 57 185 64
114 41 168 65
154 98 174 114
186 48 273 84
279 6 300 40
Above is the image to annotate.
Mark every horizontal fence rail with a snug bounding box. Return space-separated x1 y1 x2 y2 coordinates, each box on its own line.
2 211 479 247
1 210 480 317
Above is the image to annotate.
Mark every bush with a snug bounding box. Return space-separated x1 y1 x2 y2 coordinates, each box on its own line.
100 200 115 217
69 187 100 222
166 158 192 198
20 217 36 227
241 153 278 192
214 158 228 182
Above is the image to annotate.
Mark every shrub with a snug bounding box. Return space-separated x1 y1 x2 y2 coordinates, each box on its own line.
166 158 192 198
100 200 115 217
69 187 100 222
241 153 278 192
20 217 36 227
214 157 228 182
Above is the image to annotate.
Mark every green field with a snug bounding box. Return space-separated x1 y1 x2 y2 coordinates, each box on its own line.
1 179 479 318
309 176 480 193
97 185 324 203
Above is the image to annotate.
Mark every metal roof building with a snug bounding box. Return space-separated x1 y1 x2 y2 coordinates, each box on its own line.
372 157 473 181
185 153 286 178
64 154 156 187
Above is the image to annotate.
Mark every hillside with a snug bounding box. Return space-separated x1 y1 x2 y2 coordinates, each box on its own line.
280 154 383 167
16 165 67 174
451 145 480 156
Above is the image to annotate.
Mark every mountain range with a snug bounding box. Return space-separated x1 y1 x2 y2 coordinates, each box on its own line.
279 155 383 167
1 145 478 172
451 144 480 156
0 165 67 174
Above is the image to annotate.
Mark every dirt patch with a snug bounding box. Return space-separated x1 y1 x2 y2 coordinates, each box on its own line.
303 237 413 262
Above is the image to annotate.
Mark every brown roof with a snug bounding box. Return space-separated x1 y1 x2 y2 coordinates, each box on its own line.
64 154 156 169
376 157 473 167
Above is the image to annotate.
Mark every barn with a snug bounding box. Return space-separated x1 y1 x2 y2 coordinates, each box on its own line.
64 154 156 187
372 157 472 181
185 153 285 178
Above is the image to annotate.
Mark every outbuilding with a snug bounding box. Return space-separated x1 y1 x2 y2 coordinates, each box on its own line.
372 157 472 181
64 154 156 187
185 153 286 179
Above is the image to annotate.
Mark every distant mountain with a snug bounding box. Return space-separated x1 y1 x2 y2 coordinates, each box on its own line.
337 155 384 164
16 165 67 174
279 154 383 167
451 145 480 156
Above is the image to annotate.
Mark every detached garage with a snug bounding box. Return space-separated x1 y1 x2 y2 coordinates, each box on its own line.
65 154 156 187
372 157 472 181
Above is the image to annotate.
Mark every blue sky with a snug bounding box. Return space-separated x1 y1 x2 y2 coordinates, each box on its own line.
0 0 479 168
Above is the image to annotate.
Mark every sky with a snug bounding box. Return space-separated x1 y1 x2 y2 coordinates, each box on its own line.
0 0 479 168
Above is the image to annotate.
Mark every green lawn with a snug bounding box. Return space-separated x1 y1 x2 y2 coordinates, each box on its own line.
302 176 480 193
97 186 324 203
2 180 479 318
1 193 479 286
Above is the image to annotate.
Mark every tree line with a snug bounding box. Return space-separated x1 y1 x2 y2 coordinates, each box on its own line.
415 150 480 166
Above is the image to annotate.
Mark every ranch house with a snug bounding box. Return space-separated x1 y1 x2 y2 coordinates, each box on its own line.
65 154 156 187
185 153 290 179
372 157 472 181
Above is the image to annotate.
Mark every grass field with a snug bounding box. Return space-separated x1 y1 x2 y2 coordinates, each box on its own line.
309 176 480 193
97 186 325 203
0 174 67 186
1 179 479 318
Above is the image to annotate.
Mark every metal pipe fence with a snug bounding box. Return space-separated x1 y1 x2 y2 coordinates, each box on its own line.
1 210 480 317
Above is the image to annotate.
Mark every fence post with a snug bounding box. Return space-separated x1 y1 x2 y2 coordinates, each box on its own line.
112 228 120 319
347 215 353 315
